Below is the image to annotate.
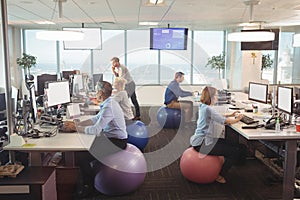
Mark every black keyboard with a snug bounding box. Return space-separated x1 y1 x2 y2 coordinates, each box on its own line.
240 115 258 125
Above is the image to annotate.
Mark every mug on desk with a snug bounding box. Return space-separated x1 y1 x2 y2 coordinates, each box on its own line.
296 117 300 132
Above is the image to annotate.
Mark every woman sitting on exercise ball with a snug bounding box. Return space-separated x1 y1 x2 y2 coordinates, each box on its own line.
190 86 247 184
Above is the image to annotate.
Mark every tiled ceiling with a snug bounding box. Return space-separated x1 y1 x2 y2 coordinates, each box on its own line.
6 0 300 31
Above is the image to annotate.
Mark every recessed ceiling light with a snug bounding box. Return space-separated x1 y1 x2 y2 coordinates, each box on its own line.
145 0 166 6
139 22 159 26
35 21 55 25
36 30 84 41
149 0 164 4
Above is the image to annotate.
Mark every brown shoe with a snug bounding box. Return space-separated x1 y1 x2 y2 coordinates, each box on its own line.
132 116 141 121
215 175 226 184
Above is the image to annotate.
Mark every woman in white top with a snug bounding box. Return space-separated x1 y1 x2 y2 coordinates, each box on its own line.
113 77 135 121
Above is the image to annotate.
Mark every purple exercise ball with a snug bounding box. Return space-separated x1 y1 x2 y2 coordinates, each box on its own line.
94 144 147 195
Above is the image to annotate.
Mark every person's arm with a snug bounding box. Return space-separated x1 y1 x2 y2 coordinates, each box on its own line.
63 118 93 132
210 106 242 125
84 106 114 135
169 81 192 97
112 66 119 77
77 119 94 126
225 113 243 124
225 111 240 118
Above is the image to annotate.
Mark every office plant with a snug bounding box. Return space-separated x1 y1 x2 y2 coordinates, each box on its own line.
205 52 225 79
16 53 37 76
16 53 37 89
261 54 273 70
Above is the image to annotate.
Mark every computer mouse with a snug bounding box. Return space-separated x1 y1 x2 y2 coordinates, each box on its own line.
44 132 51 137
31 133 40 138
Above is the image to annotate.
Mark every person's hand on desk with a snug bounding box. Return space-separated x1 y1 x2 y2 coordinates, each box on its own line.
225 112 243 124
62 121 77 132
225 111 241 117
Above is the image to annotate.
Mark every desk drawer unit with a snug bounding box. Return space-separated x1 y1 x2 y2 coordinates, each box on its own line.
0 166 57 200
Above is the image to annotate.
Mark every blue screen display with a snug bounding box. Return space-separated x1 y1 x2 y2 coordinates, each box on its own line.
150 28 188 50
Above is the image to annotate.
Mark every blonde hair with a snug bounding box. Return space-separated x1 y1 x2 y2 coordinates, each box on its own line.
114 77 127 90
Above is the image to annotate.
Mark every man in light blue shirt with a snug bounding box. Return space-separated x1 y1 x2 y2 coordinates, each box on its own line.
63 81 127 197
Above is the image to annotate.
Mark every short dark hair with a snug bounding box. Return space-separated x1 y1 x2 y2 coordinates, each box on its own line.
96 81 112 97
175 71 185 79
111 57 119 62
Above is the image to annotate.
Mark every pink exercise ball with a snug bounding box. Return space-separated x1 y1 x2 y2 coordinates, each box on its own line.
180 147 223 183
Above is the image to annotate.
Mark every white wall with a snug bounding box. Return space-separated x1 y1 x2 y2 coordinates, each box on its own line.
135 85 203 106
241 51 262 91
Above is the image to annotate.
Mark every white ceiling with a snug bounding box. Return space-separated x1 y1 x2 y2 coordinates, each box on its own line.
6 0 300 31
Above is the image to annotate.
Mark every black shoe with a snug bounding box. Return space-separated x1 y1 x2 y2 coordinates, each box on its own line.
76 184 93 198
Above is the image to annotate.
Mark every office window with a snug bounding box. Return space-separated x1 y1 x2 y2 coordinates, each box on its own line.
59 47 91 74
277 32 294 84
127 30 159 85
160 50 192 84
159 30 192 84
93 30 124 82
24 30 57 76
193 31 224 84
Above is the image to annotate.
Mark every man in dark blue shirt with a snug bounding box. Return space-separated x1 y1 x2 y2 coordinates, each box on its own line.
164 72 193 123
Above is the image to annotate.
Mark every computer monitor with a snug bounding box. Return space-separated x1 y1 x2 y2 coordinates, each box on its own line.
277 86 293 115
92 73 103 89
37 74 58 96
294 87 300 99
293 87 300 116
0 93 6 112
62 70 76 80
72 74 83 95
46 81 71 107
248 82 268 104
0 93 6 121
29 85 38 123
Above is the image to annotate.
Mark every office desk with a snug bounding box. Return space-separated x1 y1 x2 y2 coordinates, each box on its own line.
80 105 100 114
230 122 300 200
4 133 95 166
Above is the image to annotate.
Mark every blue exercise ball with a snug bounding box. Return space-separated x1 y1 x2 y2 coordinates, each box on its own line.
94 144 147 195
126 120 149 150
156 106 184 128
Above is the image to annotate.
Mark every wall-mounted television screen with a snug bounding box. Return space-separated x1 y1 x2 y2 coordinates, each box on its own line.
63 27 102 50
150 28 188 50
241 29 279 50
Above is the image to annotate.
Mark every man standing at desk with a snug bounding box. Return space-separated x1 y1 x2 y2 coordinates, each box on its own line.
63 81 127 197
111 57 141 120
164 71 193 123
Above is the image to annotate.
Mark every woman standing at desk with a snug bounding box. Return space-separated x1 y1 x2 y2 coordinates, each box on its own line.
190 86 246 184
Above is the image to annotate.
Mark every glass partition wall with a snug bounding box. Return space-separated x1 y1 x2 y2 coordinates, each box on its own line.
0 0 14 162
